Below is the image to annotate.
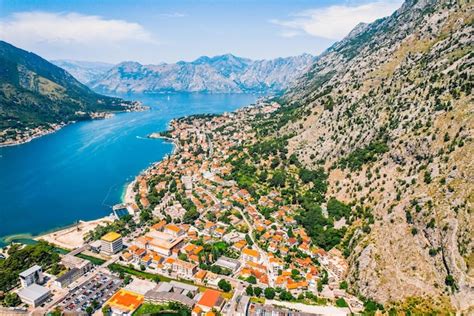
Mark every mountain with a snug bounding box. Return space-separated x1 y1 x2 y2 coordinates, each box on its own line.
89 53 316 94
250 0 472 312
0 41 134 144
51 60 114 84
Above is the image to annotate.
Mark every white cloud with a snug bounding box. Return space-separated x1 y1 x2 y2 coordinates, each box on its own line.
271 0 403 40
0 11 158 63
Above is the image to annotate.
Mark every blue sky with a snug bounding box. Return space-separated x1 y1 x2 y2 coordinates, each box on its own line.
0 0 403 64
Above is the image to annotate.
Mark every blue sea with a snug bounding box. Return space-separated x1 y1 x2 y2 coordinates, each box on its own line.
0 93 258 246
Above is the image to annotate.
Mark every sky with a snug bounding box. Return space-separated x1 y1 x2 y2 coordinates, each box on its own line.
0 0 403 64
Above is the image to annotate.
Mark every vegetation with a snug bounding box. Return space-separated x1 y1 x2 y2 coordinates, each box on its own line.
338 141 389 170
0 41 133 133
218 279 232 292
133 302 191 316
0 241 59 291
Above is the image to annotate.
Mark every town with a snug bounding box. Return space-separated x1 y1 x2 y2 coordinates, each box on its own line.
1 101 364 316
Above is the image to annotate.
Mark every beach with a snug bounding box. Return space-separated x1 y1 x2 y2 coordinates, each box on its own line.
35 217 114 249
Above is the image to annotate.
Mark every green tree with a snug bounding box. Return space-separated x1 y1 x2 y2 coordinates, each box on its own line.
339 280 348 290
102 305 111 315
3 292 21 307
253 287 262 297
336 298 348 307
85 306 93 315
218 279 232 292
264 287 276 299
246 275 257 284
246 285 254 296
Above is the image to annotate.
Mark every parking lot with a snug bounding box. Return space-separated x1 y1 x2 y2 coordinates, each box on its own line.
58 272 123 313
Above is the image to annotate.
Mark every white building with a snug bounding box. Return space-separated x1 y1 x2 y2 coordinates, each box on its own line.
101 232 123 254
19 265 43 288
18 284 50 307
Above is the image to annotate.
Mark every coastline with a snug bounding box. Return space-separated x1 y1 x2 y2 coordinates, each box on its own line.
0 123 67 148
0 105 149 148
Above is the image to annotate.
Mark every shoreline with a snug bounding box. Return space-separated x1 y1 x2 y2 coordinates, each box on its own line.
0 105 149 148
0 123 67 148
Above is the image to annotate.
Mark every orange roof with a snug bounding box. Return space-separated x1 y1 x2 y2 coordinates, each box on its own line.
194 269 207 280
152 220 166 231
105 289 144 312
164 257 175 264
193 245 204 254
189 254 199 263
165 224 182 233
197 289 221 308
242 248 259 258
183 244 196 253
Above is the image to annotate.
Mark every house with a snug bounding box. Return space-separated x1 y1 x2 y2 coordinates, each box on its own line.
193 289 225 315
241 248 260 263
171 259 198 278
214 256 241 272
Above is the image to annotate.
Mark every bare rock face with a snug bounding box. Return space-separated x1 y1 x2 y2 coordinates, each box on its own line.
87 54 316 94
272 0 473 312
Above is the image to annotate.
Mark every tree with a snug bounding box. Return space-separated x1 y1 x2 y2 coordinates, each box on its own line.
339 280 348 290
246 275 257 284
3 292 21 307
246 285 254 296
50 307 62 316
102 305 111 315
279 290 293 301
336 298 349 307
86 306 93 315
253 287 262 297
218 279 232 292
264 287 276 299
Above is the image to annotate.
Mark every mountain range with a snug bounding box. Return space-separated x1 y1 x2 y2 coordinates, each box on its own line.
56 54 316 94
0 41 134 144
262 0 472 312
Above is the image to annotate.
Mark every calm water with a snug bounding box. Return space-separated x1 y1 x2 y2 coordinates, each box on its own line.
0 93 257 245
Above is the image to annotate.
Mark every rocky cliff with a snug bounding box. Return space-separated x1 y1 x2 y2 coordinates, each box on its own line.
266 0 472 312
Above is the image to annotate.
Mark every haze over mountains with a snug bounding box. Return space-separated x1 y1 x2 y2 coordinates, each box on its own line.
54 54 316 94
51 60 114 84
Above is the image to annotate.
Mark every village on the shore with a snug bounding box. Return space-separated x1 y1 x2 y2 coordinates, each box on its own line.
0 101 363 316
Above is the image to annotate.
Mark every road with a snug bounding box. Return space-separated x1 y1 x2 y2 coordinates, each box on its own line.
236 204 274 287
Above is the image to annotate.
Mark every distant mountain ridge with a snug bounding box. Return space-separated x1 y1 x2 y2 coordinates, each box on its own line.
51 60 114 84
86 53 316 94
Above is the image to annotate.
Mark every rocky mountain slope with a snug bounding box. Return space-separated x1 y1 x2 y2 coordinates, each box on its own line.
89 53 315 94
255 0 472 312
0 41 134 143
51 60 114 84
